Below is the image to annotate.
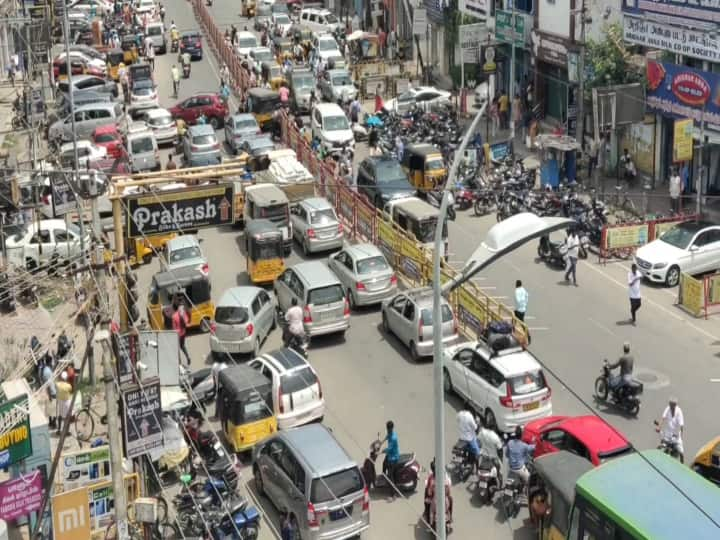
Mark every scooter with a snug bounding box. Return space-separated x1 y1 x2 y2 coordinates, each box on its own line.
475 454 503 505
501 471 525 519
537 235 567 268
182 62 191 78
450 439 477 482
361 438 420 493
594 360 643 416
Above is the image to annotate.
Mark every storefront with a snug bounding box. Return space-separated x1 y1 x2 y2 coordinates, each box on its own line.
530 31 578 129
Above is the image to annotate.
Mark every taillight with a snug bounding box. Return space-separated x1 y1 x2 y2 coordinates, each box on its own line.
246 323 254 336
337 222 344 234
362 486 369 514
200 263 209 274
209 322 216 334
212 143 220 150
303 306 312 323
356 281 365 290
307 502 319 530
307 228 315 238
191 145 199 151
390 275 398 285
278 388 284 413
499 386 515 408
542 386 552 401
196 39 201 47
343 298 350 316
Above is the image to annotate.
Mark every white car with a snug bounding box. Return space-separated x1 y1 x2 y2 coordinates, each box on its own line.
235 31 259 57
135 0 156 15
271 13 292 36
142 108 177 145
59 140 107 168
443 338 552 433
55 51 106 72
315 34 342 61
67 0 112 15
383 86 452 113
128 79 159 114
5 219 90 271
635 220 720 286
311 102 354 154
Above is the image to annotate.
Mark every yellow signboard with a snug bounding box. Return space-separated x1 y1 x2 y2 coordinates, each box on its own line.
679 272 704 317
457 286 488 334
605 224 649 250
673 118 693 163
377 219 399 257
400 236 425 263
356 201 375 242
52 487 91 540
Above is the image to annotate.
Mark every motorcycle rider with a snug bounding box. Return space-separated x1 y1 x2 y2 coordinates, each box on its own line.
607 341 634 394
457 408 480 474
478 415 503 463
655 397 684 463
181 50 191 76
381 420 400 485
506 426 535 484
283 297 304 347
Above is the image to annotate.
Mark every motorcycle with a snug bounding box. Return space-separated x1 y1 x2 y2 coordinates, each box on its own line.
181 365 216 405
654 421 683 460
361 438 420 493
171 37 179 53
473 190 496 216
183 62 191 78
423 474 452 535
501 471 525 519
56 331 73 360
475 454 503 505
537 235 567 268
594 360 643 416
280 319 309 358
180 498 260 539
450 439 477 482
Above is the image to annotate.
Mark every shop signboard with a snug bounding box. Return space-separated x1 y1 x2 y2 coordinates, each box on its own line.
399 237 424 281
0 470 43 522
531 31 574 67
126 183 234 238
112 331 138 386
646 60 720 129
51 486 91 540
0 394 32 468
673 119 694 162
87 474 139 539
121 378 163 459
457 286 486 335
459 24 487 58
622 0 720 27
412 8 427 35
605 224 649 250
459 0 488 20
59 446 112 492
50 172 79 217
678 272 704 317
495 9 528 47
377 219 399 262
488 140 513 162
623 16 720 63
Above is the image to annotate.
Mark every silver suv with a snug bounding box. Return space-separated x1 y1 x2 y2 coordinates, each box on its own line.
381 287 459 362
253 424 370 540
290 197 344 255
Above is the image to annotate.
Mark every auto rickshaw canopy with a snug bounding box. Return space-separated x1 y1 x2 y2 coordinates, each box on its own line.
106 48 124 64
150 267 212 306
217 365 274 425
247 87 281 114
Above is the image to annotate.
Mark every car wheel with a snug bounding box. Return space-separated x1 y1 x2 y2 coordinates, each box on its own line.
665 265 680 287
484 408 497 431
382 312 390 333
209 116 220 129
443 369 453 394
302 239 310 256
251 338 260 358
347 289 356 310
253 466 265 497
409 341 419 363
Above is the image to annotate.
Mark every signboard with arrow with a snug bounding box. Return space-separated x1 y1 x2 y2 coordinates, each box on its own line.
121 378 163 459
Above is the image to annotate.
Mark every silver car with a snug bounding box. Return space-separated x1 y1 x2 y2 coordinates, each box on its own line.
57 74 118 99
210 286 276 358
127 129 160 172
128 78 159 115
317 69 358 103
274 261 349 339
290 197 344 255
143 108 177 145
161 235 209 275
224 114 260 154
381 287 459 361
182 124 222 167
328 243 397 309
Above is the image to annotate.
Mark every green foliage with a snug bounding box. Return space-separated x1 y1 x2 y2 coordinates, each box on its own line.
585 23 643 90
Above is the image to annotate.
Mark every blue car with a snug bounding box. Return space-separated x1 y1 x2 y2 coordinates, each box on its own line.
180 31 203 60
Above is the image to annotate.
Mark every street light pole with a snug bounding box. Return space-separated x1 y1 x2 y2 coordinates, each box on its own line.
509 0 516 140
431 100 487 539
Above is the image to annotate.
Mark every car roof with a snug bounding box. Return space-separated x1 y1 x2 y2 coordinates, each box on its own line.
167 235 200 250
94 124 120 135
145 108 172 118
251 47 272 54
246 135 273 147
127 129 153 140
301 197 333 211
75 102 116 111
292 260 340 286
237 31 256 38
61 140 93 151
230 113 256 123
181 31 200 37
314 102 345 115
392 197 438 220
536 416 631 455
487 347 543 375
69 73 101 84
218 286 262 307
280 424 355 477
327 69 349 77
189 124 216 136
260 348 307 372
345 242 383 260
245 183 288 204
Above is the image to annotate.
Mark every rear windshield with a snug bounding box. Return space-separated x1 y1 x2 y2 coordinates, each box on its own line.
239 37 257 48
309 208 336 225
236 118 257 129
95 133 116 143
356 256 388 274
192 134 217 145
131 137 154 153
148 115 173 127
243 394 272 422
308 284 344 305
215 306 249 325
147 26 162 36
311 467 364 504
508 370 547 396
280 366 318 394
420 304 453 326
169 245 201 262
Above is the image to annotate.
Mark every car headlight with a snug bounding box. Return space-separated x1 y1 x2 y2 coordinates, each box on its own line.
652 262 668 269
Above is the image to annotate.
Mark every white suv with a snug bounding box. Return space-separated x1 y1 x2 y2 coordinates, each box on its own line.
443 338 552 433
248 348 325 429
310 102 354 154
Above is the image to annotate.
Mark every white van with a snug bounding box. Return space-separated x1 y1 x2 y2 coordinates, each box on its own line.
299 8 341 33
310 102 354 155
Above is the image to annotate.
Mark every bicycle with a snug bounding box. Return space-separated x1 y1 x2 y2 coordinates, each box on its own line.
611 184 638 219
74 392 108 442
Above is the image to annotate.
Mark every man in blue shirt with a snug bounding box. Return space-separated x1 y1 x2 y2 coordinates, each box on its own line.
382 420 399 481
506 426 535 484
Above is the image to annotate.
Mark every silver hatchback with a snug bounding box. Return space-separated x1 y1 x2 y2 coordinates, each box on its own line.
290 197 344 255
381 287 459 362
210 286 276 358
328 243 397 309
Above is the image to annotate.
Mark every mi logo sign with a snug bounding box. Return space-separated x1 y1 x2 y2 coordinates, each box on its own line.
52 487 91 540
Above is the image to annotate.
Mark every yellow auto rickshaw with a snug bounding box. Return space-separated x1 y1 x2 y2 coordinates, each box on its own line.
106 48 124 81
217 365 277 453
693 436 720 486
261 61 287 91
273 36 293 63
402 143 447 191
103 238 153 267
245 219 285 284
121 35 139 64
246 87 281 131
147 268 215 332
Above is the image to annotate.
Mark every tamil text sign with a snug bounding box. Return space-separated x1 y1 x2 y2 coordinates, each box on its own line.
412 8 427 35
0 470 43 522
604 224 649 250
622 0 720 26
495 9 528 47
59 446 112 492
0 395 32 467
121 378 163 458
459 24 488 58
52 487 91 540
646 60 720 129
126 184 234 238
623 15 720 63
673 119 693 162
459 0 488 20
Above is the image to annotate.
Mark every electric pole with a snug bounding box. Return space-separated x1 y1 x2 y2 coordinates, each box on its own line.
509 0 516 140
577 0 586 148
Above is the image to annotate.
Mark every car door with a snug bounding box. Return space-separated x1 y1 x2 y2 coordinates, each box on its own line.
398 299 416 347
274 269 294 311
386 295 406 338
339 251 356 290
53 228 72 261
180 97 198 122
687 230 715 273
34 227 55 266
277 449 306 516
263 439 289 503
696 229 720 273
257 290 274 339
448 347 474 403
328 250 348 287
251 293 263 343
466 353 493 412
290 204 306 241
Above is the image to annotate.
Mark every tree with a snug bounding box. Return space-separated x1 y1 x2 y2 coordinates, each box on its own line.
585 23 643 90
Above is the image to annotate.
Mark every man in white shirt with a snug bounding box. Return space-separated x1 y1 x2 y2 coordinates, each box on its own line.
656 397 684 462
564 230 579 286
457 409 480 473
284 298 304 344
477 418 503 461
669 167 683 214
628 263 642 325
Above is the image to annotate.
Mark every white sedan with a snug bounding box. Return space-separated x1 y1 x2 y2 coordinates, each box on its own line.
635 220 720 286
5 219 90 271
54 51 106 73
67 0 113 15
383 86 452 113
59 140 107 169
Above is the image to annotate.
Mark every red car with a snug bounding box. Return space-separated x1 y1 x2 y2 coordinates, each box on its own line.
522 415 633 466
52 58 104 79
168 93 228 128
92 125 125 159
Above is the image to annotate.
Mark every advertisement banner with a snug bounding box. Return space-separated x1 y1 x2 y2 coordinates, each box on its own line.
112 332 138 387
121 378 163 459
126 184 234 238
496 9 529 47
399 237 425 281
652 218 694 240
459 23 488 56
679 272 704 317
646 60 720 129
622 0 720 26
338 186 355 224
52 487 91 540
355 200 375 242
0 470 43 522
87 482 114 533
457 286 486 335
0 394 32 468
673 119 694 162
623 16 720 63
605 224 649 249
59 446 111 492
50 173 79 217
377 220 399 261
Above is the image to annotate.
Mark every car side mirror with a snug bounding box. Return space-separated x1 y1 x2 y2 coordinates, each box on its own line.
690 244 699 252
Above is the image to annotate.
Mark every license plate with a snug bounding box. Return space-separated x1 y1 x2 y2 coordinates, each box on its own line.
330 505 352 521
477 481 487 488
523 401 540 411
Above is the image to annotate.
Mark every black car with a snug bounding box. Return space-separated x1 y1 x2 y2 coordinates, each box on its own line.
356 156 415 209
180 31 203 60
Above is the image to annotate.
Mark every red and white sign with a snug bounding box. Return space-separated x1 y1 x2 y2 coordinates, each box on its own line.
671 72 711 106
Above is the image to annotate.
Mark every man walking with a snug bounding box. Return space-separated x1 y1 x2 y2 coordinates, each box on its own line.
669 167 683 214
498 91 509 129
514 280 528 322
628 263 642 325
172 298 192 364
564 229 579 286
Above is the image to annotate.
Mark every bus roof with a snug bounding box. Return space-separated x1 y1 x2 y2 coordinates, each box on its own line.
576 449 720 539
534 451 593 506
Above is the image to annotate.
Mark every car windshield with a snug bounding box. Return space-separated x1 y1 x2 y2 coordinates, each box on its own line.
238 37 257 48
356 255 388 274
215 306 249 325
420 304 453 326
170 246 201 263
508 370 546 396
325 13 338 23
426 158 444 171
275 14 290 24
414 218 447 243
192 134 217 145
254 50 273 62
148 114 173 127
309 208 336 224
319 39 337 51
280 366 317 394
323 115 348 131
11 224 29 242
332 74 352 86
398 91 416 102
375 161 408 184
660 225 697 249
235 118 257 129
311 467 363 503
293 74 314 88
308 284 344 305
133 86 153 96
147 26 162 36
131 137 153 153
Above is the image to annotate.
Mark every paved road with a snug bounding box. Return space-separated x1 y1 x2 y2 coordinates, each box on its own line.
135 2 720 539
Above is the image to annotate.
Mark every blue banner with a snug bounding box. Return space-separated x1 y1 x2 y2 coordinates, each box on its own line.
646 60 720 129
622 0 720 26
